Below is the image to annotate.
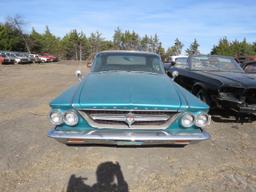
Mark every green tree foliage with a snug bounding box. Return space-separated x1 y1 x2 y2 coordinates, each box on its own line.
89 31 105 53
141 35 150 51
61 29 89 59
0 22 26 51
112 28 161 52
121 30 140 50
211 37 256 56
166 38 184 60
29 27 43 53
40 26 61 55
186 39 200 56
113 27 123 49
157 43 166 61
211 37 231 56
4 16 256 61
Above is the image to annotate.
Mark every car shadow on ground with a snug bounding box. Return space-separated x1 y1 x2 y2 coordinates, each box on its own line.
66 161 129 192
210 109 256 123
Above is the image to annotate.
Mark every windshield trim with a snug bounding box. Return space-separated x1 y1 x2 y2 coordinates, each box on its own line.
91 52 165 74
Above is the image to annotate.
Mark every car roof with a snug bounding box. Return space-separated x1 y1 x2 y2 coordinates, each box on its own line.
97 50 159 56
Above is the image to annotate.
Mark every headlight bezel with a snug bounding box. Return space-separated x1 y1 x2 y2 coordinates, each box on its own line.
49 109 79 126
49 110 64 125
180 112 195 128
63 110 79 126
194 112 211 127
180 112 211 128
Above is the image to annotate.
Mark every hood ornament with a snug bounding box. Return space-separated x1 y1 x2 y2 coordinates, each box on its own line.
125 112 135 127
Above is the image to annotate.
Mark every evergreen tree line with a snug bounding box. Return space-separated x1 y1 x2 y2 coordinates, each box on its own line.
1 17 256 62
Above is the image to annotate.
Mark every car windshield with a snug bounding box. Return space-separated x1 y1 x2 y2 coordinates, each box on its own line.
191 55 244 72
92 52 164 74
244 63 256 73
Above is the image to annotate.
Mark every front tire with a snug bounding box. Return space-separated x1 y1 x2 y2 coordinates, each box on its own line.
196 89 211 106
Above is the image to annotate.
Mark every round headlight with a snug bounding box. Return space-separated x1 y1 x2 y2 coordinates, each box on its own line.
195 113 210 127
49 111 63 125
181 113 194 128
63 111 79 126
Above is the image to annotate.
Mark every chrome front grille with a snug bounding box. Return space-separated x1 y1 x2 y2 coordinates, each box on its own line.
78 110 178 129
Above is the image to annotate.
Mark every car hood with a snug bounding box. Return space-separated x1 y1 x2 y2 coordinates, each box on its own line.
195 71 256 88
74 71 183 111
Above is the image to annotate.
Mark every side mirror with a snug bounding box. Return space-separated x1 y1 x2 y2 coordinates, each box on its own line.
75 70 82 81
172 70 179 80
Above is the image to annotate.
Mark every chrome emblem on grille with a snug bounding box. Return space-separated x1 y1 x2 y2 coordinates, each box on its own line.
126 112 135 127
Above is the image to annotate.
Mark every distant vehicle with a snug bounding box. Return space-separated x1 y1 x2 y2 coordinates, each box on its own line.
0 54 5 64
166 55 256 120
11 52 31 64
29 54 41 63
0 53 15 64
48 50 211 146
4 52 16 63
39 53 58 62
169 55 188 63
242 61 256 74
164 55 188 71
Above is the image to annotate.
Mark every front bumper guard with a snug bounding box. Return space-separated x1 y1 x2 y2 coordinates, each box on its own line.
48 129 210 145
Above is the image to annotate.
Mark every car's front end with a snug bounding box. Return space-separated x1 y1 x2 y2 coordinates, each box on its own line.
217 86 256 115
48 105 210 146
3 57 14 64
14 55 30 64
48 109 210 146
38 55 51 62
0 53 15 64
48 51 211 146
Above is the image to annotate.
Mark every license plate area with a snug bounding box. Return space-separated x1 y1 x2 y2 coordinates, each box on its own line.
116 141 144 146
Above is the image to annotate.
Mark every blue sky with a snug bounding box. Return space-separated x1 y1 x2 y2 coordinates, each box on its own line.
1 0 256 53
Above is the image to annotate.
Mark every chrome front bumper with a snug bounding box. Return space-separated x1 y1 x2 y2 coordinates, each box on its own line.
48 129 210 145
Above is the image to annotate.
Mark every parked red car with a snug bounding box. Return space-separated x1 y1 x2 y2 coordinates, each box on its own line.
38 53 58 62
0 53 15 64
0 54 4 64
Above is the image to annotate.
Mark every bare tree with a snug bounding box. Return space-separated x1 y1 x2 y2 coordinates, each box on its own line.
7 15 31 53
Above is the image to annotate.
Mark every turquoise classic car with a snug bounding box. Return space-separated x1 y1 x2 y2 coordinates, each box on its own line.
48 51 211 146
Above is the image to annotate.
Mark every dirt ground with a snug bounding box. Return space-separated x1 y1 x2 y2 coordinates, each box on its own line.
0 61 256 192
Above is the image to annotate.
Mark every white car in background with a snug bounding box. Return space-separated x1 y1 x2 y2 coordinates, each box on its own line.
164 55 188 71
169 55 188 64
29 54 42 63
12 52 31 64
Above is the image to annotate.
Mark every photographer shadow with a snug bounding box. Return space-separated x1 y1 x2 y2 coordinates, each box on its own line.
67 161 128 192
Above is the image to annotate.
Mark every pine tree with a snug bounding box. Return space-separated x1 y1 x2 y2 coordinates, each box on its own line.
186 39 200 56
